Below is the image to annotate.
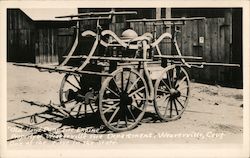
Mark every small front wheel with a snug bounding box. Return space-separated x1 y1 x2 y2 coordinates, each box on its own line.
99 67 149 132
59 74 97 117
154 65 190 121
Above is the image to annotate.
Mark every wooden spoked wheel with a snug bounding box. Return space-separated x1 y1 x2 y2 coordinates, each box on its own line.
154 65 190 121
59 74 97 117
99 67 149 132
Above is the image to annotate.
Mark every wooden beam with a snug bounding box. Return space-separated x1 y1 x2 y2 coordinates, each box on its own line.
63 55 152 62
13 63 112 76
154 55 203 59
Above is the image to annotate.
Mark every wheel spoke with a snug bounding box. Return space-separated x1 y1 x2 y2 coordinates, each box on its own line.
173 69 178 88
163 98 170 117
173 100 179 115
161 79 171 91
76 104 83 118
108 107 120 123
125 113 128 127
89 103 95 113
128 87 145 97
127 77 140 93
135 91 143 99
156 94 170 101
111 78 121 93
180 95 188 98
102 99 121 103
157 89 170 95
62 98 76 104
106 87 120 98
73 75 81 85
134 98 147 101
125 70 131 92
127 106 136 122
175 76 187 88
70 102 81 112
169 100 173 118
103 102 119 113
84 102 87 115
176 98 184 109
66 79 80 90
130 103 143 112
132 95 140 107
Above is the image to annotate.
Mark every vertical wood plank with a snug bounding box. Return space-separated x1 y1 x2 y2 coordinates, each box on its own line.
224 11 232 84
190 20 199 80
212 18 219 83
51 29 55 63
202 18 210 82
196 19 206 81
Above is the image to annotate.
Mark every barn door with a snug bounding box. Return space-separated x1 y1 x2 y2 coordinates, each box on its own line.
178 18 232 85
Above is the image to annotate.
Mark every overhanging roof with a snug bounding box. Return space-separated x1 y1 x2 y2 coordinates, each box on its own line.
21 8 78 21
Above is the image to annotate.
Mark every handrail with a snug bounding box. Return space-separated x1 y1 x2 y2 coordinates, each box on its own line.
127 17 206 23
70 16 111 21
56 11 137 19
150 32 172 47
129 35 152 43
81 30 97 37
101 30 128 48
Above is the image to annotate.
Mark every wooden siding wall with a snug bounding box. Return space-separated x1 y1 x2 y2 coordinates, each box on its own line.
56 28 74 64
177 18 238 86
35 29 58 64
7 9 35 63
128 18 240 87
7 9 76 64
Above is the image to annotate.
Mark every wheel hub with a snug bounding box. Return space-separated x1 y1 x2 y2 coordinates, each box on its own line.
120 92 133 106
170 88 181 99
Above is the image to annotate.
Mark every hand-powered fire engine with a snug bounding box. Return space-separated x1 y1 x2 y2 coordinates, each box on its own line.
16 11 240 132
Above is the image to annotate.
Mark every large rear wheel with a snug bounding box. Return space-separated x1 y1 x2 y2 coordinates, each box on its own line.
99 67 149 132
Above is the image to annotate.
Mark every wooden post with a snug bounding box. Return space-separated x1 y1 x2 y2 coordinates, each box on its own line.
224 9 232 84
156 8 161 19
110 8 116 32
161 8 171 55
